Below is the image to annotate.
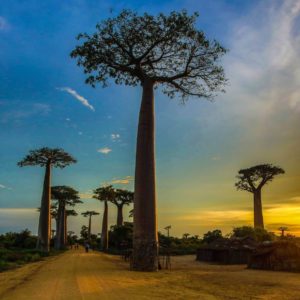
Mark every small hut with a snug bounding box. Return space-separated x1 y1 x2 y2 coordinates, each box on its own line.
196 237 257 264
248 241 300 272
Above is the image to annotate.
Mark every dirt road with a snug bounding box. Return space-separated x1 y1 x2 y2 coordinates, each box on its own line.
0 249 300 300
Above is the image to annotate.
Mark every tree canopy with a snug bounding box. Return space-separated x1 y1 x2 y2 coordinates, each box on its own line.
81 211 100 218
235 164 285 193
17 147 77 168
93 185 116 202
111 189 134 207
51 186 81 206
70 10 227 101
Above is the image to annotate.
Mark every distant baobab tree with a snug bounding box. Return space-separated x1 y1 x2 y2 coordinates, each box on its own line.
235 164 285 229
71 10 227 271
182 233 190 239
18 147 76 252
111 189 134 226
51 186 81 249
81 211 100 241
278 226 288 237
93 185 115 251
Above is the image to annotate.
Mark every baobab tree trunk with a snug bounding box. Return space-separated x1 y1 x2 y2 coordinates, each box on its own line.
253 189 264 229
101 201 108 251
117 205 123 227
56 204 65 249
88 214 91 242
131 79 158 272
37 161 51 252
64 214 67 246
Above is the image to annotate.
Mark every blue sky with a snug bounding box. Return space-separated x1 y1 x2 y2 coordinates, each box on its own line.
1 0 300 237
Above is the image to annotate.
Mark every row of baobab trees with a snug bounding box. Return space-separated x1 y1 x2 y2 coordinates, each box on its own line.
18 147 133 252
16 9 286 271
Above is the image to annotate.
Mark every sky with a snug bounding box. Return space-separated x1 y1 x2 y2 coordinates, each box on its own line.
0 0 300 238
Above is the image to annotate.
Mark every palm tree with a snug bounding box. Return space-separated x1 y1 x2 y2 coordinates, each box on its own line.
51 186 81 249
81 211 100 241
111 189 134 226
235 164 285 229
71 11 227 271
93 185 115 251
18 148 76 252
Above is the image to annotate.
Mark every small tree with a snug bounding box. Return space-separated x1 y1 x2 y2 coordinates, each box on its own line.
202 230 222 244
18 147 76 252
81 211 100 241
93 185 115 251
235 164 285 229
71 10 227 271
51 186 81 249
111 189 134 226
278 226 288 238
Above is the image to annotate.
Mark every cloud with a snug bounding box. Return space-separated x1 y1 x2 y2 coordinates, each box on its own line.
0 184 12 190
0 102 51 123
57 87 95 111
110 176 133 185
0 17 9 31
79 192 94 199
111 133 120 141
97 147 112 154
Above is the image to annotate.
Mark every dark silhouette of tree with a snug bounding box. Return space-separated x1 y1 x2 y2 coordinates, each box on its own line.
93 185 115 251
80 225 89 240
202 229 222 244
18 147 76 252
278 226 288 237
235 164 285 229
111 189 134 226
71 10 227 271
51 186 81 249
182 233 190 239
81 211 100 241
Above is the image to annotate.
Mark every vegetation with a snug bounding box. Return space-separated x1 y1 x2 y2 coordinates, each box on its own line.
71 10 227 271
235 164 285 229
17 147 76 252
93 185 115 251
51 186 81 249
81 211 100 242
111 189 134 226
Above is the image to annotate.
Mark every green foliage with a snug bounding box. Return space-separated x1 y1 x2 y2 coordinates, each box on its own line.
202 229 223 244
17 147 77 168
80 225 89 240
231 226 275 242
235 164 285 193
71 10 227 101
0 229 37 249
109 222 133 249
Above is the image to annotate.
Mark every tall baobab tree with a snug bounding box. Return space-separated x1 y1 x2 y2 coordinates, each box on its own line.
71 10 227 271
111 189 134 226
18 147 76 252
278 226 288 237
81 211 100 241
93 185 115 251
51 186 81 249
235 164 285 229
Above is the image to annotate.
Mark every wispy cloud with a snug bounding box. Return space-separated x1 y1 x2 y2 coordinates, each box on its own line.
57 87 95 111
0 17 9 31
97 147 112 154
110 176 133 185
0 184 12 190
111 133 120 141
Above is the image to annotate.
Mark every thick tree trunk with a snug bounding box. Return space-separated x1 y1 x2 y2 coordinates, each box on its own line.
64 214 67 245
117 205 123 227
37 161 51 252
88 215 91 242
131 79 158 272
55 203 65 249
54 217 59 248
101 201 108 251
253 189 264 229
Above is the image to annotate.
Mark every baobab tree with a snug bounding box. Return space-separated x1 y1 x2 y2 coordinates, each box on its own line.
235 164 285 229
93 185 115 251
18 147 76 252
51 186 81 249
111 189 134 226
71 10 227 271
278 226 288 237
81 211 100 241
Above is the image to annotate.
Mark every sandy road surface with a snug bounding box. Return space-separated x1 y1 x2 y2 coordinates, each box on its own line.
0 249 300 300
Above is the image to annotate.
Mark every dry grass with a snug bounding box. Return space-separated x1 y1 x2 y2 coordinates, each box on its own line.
0 250 300 299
